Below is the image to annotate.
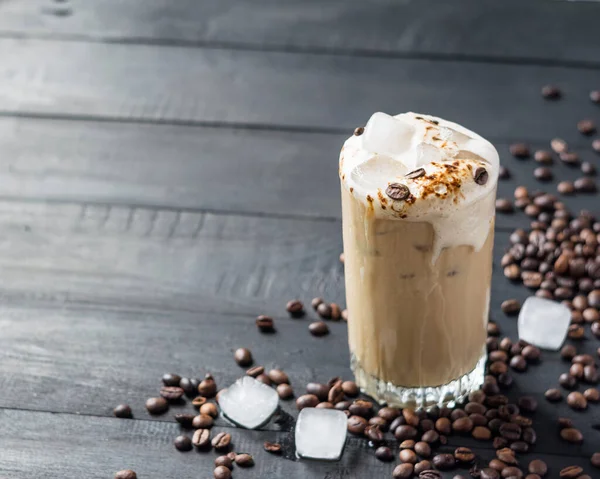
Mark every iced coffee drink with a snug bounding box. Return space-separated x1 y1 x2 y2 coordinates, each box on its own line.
340 112 498 408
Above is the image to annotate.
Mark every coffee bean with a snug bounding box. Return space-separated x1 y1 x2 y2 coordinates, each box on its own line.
341 309 349 321
198 374 217 398
339 381 358 400
541 85 561 99
192 428 211 448
454 447 475 464
561 344 577 360
510 143 530 158
309 321 329 336
179 377 200 396
375 407 398 423
335 400 352 411
374 446 393 462
571 363 585 379
493 437 508 449
452 416 473 434
330 303 341 320
528 459 547 476
584 365 599 384
432 453 456 470
212 432 232 451
471 426 491 440
498 166 511 179
256 315 275 332
368 416 387 431
245 366 264 379
584 388 600 402
560 373 578 389
305 382 328 401
114 471 136 479
561 152 580 165
420 418 435 431
234 453 254 467
500 422 522 441
574 177 597 193
415 461 432 475
517 396 538 413
583 308 599 322
113 404 133 419
560 465 583 478
399 440 415 450
327 383 344 404
481 470 500 479
499 299 520 315
264 441 282 454
557 181 576 195
276 383 293 400
215 456 233 469
522 427 537 445
496 198 514 213
213 465 231 479
496 448 517 465
590 290 600 308
200 403 218 418
296 394 318 410
192 396 207 408
267 369 289 385
411 441 430 458
145 397 168 415
392 463 414 478
594 138 600 152
474 167 489 185
534 167 553 182
591 452 600 468
593 322 600 338
316 401 333 409
310 297 324 310
399 448 418 464
502 466 524 478
162 373 181 387
173 413 195 428
578 119 596 135
395 425 419 441
489 460 507 472
434 417 451 435
560 427 583 443
160 386 184 401
174 435 192 452
348 399 373 417
286 299 304 316
510 355 527 372
581 161 597 176
316 302 332 319
192 414 214 429
567 391 587 410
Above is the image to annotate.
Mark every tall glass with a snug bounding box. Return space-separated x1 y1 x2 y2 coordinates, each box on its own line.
340 113 498 408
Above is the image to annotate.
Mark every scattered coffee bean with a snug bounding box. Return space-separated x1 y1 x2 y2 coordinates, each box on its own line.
215 455 233 469
517 396 538 413
316 302 332 319
200 403 218 418
160 386 184 401
235 453 254 467
341 309 349 321
162 373 181 387
523 427 537 445
480 470 500 479
392 463 414 478
574 177 597 193
432 453 456 470
354 126 364 136
296 394 319 410
510 355 527 372
174 435 192 452
399 439 415 449
213 465 231 479
510 143 530 158
275 383 293 400
349 399 373 417
375 446 393 462
560 372 578 389
330 303 341 320
414 441 431 458
198 374 217 398
255 373 271 385
581 161 596 176
256 315 275 332
328 383 344 403
452 416 474 434
268 369 289 385
311 297 324 309
264 441 282 454
454 447 475 464
496 198 514 213
534 167 553 181
399 448 418 464
557 181 575 195
286 299 304 316
113 404 132 419
192 414 214 429
559 465 584 478
192 396 207 408
500 422 522 441
593 139 600 153
365 424 384 444
472 426 491 440
395 425 419 441
534 150 553 164
499 166 511 179
179 377 200 396
233 348 253 367
386 182 410 200
309 321 329 336
510 441 529 453
584 388 600 402
192 428 211 448
541 85 561 99
211 432 232 451
145 397 168 415
567 391 587 410
560 427 583 443
545 388 562 402
414 461 433 475
522 345 541 362
114 471 137 479
501 299 521 315
578 119 596 135
316 401 334 409
502 466 524 478
346 415 368 435
496 448 517 465
174 413 196 428
528 459 547 476
591 90 600 104
591 452 600 468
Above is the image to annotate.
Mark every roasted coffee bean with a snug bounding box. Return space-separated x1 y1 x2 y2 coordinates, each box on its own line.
316 302 332 319
435 417 451 435
414 461 432 475
472 426 492 440
500 422 522 441
584 365 599 383
567 391 587 410
213 465 231 479
174 413 196 428
368 416 387 431
375 446 393 462
489 460 507 472
330 303 341 320
392 463 414 478
561 345 577 360
558 417 574 429
192 396 207 408
496 448 517 465
306 382 329 400
559 373 578 389
276 383 293 400
267 369 289 385
574 177 597 193
414 441 431 458
192 414 214 429
496 199 514 213
559 465 583 478
377 406 399 422
452 416 474 434
198 374 217 398
487 395 509 408
235 453 254 467
403 408 420 427
246 366 264 378
534 150 553 164
286 299 304 316
480 470 500 479
542 85 561 99
179 377 201 396
174 435 192 452
501 466 523 478
335 400 352 411
528 460 547 476
489 351 508 363
512 415 532 427
490 361 508 375
212 432 232 450
593 322 600 338
454 447 475 464
113 404 133 419
560 428 583 443
584 388 600 402
348 399 373 417
162 373 181 387
517 396 538 413
510 355 527 372
341 380 359 397
395 425 419 441
264 441 282 454
145 397 168 415
534 167 553 182
504 264 521 280
296 394 319 410
578 119 596 135
386 183 410 200
160 386 184 401
591 452 600 468
316 401 333 409
420 419 435 431
465 402 487 415
432 453 456 470
399 448 418 464
501 299 521 315
561 152 580 165
499 166 511 179
510 143 530 158
309 321 329 336
522 345 541 362
215 456 233 469
493 437 508 449
570 363 584 379
399 439 415 449
583 308 600 322
328 383 344 404
256 315 275 332
192 428 211 448
200 403 218 418
115 471 137 479
510 441 529 454
522 427 537 445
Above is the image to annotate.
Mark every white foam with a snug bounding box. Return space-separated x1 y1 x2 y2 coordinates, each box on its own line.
340 112 499 260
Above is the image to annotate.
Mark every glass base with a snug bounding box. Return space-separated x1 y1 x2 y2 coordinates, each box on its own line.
350 352 486 409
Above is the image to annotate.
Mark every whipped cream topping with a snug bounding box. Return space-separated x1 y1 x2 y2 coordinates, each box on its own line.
340 112 499 261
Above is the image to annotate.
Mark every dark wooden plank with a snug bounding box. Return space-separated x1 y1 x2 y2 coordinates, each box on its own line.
0 117 598 228
0 410 594 479
1 0 600 67
1 39 599 142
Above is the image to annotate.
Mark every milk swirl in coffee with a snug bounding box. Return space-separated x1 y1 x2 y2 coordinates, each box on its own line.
340 112 498 407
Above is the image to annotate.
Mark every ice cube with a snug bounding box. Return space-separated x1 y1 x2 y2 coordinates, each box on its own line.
295 408 347 460
518 296 571 350
350 154 408 188
415 142 442 168
218 376 279 429
362 112 415 157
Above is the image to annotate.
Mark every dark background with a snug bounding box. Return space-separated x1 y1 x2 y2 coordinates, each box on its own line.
0 1 599 477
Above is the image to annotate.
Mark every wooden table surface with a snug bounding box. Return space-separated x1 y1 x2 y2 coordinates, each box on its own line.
0 1 599 477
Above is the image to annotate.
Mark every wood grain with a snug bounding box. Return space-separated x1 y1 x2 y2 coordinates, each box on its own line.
0 409 595 479
1 0 599 67
0 118 598 228
1 39 599 142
